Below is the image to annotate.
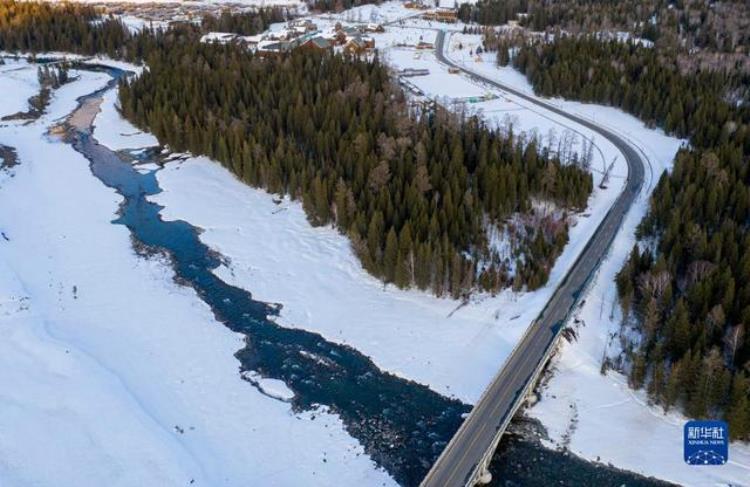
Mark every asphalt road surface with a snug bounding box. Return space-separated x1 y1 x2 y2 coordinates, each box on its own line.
421 31 646 487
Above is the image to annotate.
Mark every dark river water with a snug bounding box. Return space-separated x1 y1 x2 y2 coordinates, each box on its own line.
60 66 671 487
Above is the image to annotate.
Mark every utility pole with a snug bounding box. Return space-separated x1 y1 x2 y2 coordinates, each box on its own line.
600 156 617 189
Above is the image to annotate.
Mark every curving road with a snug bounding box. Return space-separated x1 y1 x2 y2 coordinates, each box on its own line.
421 31 645 487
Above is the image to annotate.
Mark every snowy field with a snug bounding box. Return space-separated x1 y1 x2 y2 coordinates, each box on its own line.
93 86 158 150
321 1 416 24
0 58 394 487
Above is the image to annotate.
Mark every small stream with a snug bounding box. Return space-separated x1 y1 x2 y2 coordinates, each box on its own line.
58 66 671 487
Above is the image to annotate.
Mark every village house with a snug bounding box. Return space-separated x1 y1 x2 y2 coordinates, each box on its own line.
200 32 264 48
301 36 333 51
199 32 238 44
343 35 375 55
404 0 430 9
255 19 321 55
422 7 458 23
288 18 317 34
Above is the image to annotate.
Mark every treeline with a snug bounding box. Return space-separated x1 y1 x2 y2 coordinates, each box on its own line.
0 0 592 298
518 0 659 37
0 2 130 57
0 1 282 59
457 0 528 26
465 0 750 76
517 0 750 57
512 37 746 142
307 0 380 14
201 9 286 36
457 0 651 30
507 29 750 437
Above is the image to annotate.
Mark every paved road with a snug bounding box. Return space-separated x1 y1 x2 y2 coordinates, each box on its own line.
421 31 645 487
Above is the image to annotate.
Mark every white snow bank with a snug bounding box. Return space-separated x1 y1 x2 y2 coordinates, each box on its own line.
325 1 416 25
93 86 158 150
153 157 529 404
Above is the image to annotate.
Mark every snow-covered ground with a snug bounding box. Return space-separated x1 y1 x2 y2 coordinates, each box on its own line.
0 59 40 118
93 86 158 150
118 15 171 33
322 1 416 25
0 58 394 487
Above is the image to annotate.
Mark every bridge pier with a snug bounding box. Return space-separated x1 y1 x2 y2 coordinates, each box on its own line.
526 389 540 406
476 468 492 485
472 448 495 485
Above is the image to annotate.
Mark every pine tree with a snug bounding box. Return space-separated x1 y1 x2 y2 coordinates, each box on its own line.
383 227 398 283
395 223 414 288
726 372 750 441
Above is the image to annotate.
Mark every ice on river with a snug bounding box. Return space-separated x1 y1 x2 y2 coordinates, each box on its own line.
241 371 296 402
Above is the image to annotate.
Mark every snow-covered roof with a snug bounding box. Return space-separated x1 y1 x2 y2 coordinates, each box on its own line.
305 36 332 49
200 32 238 44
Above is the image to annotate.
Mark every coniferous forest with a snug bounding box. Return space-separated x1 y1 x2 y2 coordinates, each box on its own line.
457 0 528 26
0 0 592 299
200 9 286 36
118 45 592 297
477 3 750 439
